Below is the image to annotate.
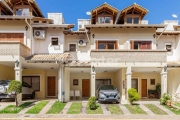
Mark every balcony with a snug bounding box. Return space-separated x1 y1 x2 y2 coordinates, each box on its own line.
91 50 167 62
0 41 31 58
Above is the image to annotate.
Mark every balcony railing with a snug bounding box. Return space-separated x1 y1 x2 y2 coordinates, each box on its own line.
0 41 31 58
91 50 167 62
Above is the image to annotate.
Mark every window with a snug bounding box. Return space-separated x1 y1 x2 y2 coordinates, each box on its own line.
16 8 29 16
96 41 118 49
51 38 58 46
127 17 139 24
150 79 155 85
131 41 152 50
166 45 172 52
69 44 76 51
22 76 40 91
98 17 111 24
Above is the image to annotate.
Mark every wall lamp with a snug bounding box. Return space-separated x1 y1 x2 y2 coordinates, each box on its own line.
164 66 167 72
25 26 28 31
92 34 95 38
92 66 95 72
153 34 156 38
15 60 19 67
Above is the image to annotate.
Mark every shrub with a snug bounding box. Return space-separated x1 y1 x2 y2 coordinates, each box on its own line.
128 88 140 105
7 80 22 107
88 96 97 110
159 93 172 105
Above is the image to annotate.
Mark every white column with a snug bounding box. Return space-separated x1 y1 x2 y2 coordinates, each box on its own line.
126 66 132 100
58 66 63 102
64 68 70 102
14 60 22 106
161 68 167 96
90 67 96 96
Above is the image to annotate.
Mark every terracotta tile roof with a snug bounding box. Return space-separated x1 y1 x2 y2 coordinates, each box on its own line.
68 61 91 66
156 31 180 35
26 53 70 62
92 2 119 12
121 3 148 12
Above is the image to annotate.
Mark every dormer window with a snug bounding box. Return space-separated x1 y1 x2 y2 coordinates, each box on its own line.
98 17 111 24
16 8 30 16
127 17 139 24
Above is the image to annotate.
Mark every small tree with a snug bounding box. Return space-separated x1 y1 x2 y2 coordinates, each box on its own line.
128 88 140 105
7 80 22 107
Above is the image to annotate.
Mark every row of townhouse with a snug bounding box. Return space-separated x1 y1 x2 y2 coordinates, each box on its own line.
0 0 180 103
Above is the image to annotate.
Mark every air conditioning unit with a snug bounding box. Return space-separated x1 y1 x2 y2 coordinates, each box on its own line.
78 40 86 46
34 30 45 39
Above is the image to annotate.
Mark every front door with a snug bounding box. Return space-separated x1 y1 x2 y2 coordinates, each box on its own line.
47 76 56 96
141 79 147 97
82 79 90 97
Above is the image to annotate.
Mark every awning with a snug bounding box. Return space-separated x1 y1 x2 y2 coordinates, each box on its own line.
26 53 70 63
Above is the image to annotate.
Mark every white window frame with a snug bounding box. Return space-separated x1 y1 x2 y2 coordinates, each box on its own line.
50 36 60 46
68 42 77 52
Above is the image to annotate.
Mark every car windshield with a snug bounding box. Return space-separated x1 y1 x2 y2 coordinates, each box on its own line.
100 85 115 90
0 80 10 86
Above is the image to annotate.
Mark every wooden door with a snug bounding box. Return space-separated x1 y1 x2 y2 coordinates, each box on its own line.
82 79 90 97
47 76 56 96
141 79 147 97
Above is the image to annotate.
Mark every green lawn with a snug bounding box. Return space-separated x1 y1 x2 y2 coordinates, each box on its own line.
0 102 32 114
46 101 66 114
86 104 103 114
175 103 180 107
107 104 123 115
163 105 180 115
67 102 82 114
124 104 146 114
145 104 167 115
26 101 49 114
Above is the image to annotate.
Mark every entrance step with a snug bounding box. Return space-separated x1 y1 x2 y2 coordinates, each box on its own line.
101 104 111 115
119 104 131 115
139 104 155 115
155 103 175 115
39 100 56 114
61 102 72 114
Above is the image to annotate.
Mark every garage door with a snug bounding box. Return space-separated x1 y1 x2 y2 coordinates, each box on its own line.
0 33 24 43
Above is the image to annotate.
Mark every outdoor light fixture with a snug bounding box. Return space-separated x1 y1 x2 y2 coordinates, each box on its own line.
92 34 95 38
25 26 28 31
153 34 156 38
15 60 19 67
92 66 95 72
164 66 167 72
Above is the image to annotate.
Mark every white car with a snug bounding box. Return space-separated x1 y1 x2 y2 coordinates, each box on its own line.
0 80 35 101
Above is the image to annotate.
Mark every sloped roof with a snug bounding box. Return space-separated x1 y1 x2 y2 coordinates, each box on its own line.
91 2 118 12
4 0 44 17
0 0 13 15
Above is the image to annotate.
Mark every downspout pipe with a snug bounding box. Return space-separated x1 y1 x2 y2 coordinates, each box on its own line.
25 18 32 55
156 25 168 41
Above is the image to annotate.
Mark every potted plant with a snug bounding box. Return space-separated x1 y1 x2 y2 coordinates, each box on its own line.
166 100 172 106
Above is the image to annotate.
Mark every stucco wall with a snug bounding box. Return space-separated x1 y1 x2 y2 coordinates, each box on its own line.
0 20 31 48
167 68 180 95
65 34 90 61
132 72 161 97
90 28 156 50
22 69 46 99
33 28 64 54
0 64 14 80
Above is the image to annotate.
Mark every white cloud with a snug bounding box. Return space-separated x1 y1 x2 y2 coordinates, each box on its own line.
172 14 178 18
86 11 91 15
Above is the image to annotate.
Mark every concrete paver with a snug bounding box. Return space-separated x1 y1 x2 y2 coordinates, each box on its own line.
0 104 8 110
119 104 131 115
155 103 175 115
39 100 56 114
18 101 39 114
139 104 155 115
81 101 87 114
61 102 72 114
101 104 111 115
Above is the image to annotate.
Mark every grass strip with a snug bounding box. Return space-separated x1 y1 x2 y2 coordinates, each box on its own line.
163 105 180 115
145 104 167 115
67 102 82 114
26 101 49 114
0 102 32 114
46 101 66 114
107 104 123 115
86 104 103 114
124 104 146 114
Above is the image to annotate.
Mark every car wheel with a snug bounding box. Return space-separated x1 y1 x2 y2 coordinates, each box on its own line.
31 92 35 99
116 101 120 104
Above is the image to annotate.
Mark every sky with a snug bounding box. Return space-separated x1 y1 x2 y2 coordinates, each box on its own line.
36 0 180 30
